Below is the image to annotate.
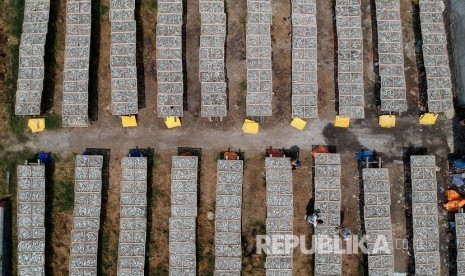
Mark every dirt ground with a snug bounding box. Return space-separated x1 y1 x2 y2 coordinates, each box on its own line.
0 0 459 275
292 154 313 275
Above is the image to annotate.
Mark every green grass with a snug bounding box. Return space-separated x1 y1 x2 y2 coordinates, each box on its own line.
9 116 27 142
205 251 215 276
143 0 158 11
100 5 109 15
44 113 62 130
251 221 266 235
151 264 169 276
213 152 222 162
53 180 74 212
151 154 165 202
0 150 34 197
153 22 158 34
149 0 158 10
0 0 27 142
358 258 365 275
197 240 215 276
100 231 119 273
241 16 247 41
241 16 247 29
240 81 247 91
152 184 164 201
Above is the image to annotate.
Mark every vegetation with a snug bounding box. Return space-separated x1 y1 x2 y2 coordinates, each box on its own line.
149 0 158 11
241 16 247 29
358 257 365 275
151 264 169 276
0 150 34 197
100 5 109 15
53 180 74 212
0 0 27 142
251 220 266 235
100 231 119 273
206 251 215 275
152 184 164 201
240 81 247 91
142 0 158 11
45 113 62 130
152 154 165 201
241 15 247 41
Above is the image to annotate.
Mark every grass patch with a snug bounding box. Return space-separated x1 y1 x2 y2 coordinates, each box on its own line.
241 16 247 29
358 257 365 275
0 150 34 197
100 232 119 273
53 180 74 212
252 254 266 269
153 22 157 35
149 0 158 10
9 117 27 142
44 113 62 130
0 0 27 142
151 154 165 202
100 5 109 15
50 153 75 211
240 81 247 91
251 221 266 235
151 264 168 276
152 184 164 201
205 251 215 276
143 0 158 11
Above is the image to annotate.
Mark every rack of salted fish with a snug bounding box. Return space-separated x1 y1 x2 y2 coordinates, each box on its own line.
335 0 364 118
419 0 453 114
17 162 46 275
69 155 103 275
313 153 342 276
456 213 465 274
291 0 318 119
265 157 293 275
375 0 407 113
199 0 227 119
362 168 394 275
109 0 138 115
169 156 198 275
214 159 243 275
410 155 440 275
156 0 184 117
117 157 148 275
15 0 50 115
246 0 273 117
62 0 92 127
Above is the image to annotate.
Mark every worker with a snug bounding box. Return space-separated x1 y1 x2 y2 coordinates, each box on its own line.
306 212 324 227
291 160 302 171
337 226 352 240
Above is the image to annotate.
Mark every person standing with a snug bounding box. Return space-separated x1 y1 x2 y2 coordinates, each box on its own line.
306 210 324 227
